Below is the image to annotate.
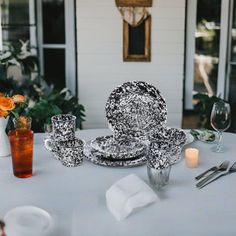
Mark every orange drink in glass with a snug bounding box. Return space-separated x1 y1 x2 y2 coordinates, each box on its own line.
8 128 34 178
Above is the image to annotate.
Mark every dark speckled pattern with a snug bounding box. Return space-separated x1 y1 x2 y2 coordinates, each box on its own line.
105 81 167 138
84 141 147 167
90 135 147 160
51 114 76 141
148 127 187 164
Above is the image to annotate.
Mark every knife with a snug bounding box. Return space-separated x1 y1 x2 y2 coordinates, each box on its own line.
196 160 230 188
195 165 218 180
198 161 236 189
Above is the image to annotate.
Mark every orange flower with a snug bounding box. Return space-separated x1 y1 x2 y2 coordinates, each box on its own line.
0 97 15 111
0 109 9 117
12 94 26 103
0 92 5 97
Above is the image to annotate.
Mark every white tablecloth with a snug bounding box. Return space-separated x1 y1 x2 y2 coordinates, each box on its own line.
0 129 236 236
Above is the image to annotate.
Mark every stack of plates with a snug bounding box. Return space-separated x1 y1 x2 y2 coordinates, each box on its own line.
84 81 167 167
84 135 147 167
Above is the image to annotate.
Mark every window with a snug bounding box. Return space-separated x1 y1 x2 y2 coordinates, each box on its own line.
36 0 77 94
185 0 236 131
227 0 236 130
185 0 230 109
1 0 77 94
1 0 37 55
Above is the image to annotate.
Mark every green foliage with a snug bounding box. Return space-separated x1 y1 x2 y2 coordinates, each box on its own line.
0 75 43 100
0 77 86 132
28 89 85 132
0 40 38 77
0 40 86 132
193 93 223 129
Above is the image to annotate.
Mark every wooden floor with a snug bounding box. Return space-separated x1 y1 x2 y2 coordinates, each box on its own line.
182 111 200 129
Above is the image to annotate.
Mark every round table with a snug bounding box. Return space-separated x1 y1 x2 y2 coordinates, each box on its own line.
0 129 236 236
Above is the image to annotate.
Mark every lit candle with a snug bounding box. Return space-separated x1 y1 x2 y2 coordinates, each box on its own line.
185 148 199 168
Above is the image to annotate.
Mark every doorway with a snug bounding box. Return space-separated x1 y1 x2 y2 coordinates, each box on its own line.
184 0 236 131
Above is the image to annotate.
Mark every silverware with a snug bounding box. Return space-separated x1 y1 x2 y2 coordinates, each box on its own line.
198 161 236 189
195 161 227 180
196 160 230 188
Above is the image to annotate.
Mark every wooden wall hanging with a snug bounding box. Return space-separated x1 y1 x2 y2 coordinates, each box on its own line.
123 16 151 62
116 0 152 7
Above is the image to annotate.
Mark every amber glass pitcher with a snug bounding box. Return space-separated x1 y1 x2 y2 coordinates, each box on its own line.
8 116 34 178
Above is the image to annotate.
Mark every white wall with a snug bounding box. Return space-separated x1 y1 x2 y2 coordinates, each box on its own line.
76 0 186 129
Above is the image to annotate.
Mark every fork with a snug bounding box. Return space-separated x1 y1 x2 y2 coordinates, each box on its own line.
195 161 226 180
196 160 230 188
198 161 236 189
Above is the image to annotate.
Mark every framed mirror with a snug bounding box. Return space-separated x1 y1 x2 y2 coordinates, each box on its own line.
123 16 151 62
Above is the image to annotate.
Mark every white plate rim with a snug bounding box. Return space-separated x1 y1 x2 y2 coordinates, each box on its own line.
184 131 195 145
84 141 147 167
4 205 54 235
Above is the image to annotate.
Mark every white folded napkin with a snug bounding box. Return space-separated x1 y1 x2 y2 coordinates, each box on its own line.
106 174 158 221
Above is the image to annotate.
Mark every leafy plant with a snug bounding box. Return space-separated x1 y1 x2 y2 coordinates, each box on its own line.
193 93 223 129
0 40 37 76
0 76 45 101
0 77 85 132
28 89 85 132
0 40 86 132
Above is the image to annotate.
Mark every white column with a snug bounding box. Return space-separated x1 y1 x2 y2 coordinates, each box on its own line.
217 0 230 99
185 0 197 109
65 0 76 95
29 0 36 55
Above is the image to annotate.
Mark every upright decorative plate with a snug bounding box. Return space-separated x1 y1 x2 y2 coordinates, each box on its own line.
90 135 146 160
105 81 167 137
84 141 147 167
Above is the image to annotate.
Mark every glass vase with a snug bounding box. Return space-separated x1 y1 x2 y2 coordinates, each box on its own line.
0 117 10 157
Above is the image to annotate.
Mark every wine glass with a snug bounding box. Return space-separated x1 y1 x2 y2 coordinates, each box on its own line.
210 101 231 153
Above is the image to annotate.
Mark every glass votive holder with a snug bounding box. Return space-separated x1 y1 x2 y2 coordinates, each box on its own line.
147 150 171 190
147 164 171 190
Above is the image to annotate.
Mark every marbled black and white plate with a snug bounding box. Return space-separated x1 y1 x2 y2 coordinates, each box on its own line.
90 135 147 160
84 141 147 167
105 81 167 137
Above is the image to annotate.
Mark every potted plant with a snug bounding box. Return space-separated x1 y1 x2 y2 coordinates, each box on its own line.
0 41 86 132
193 93 224 129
